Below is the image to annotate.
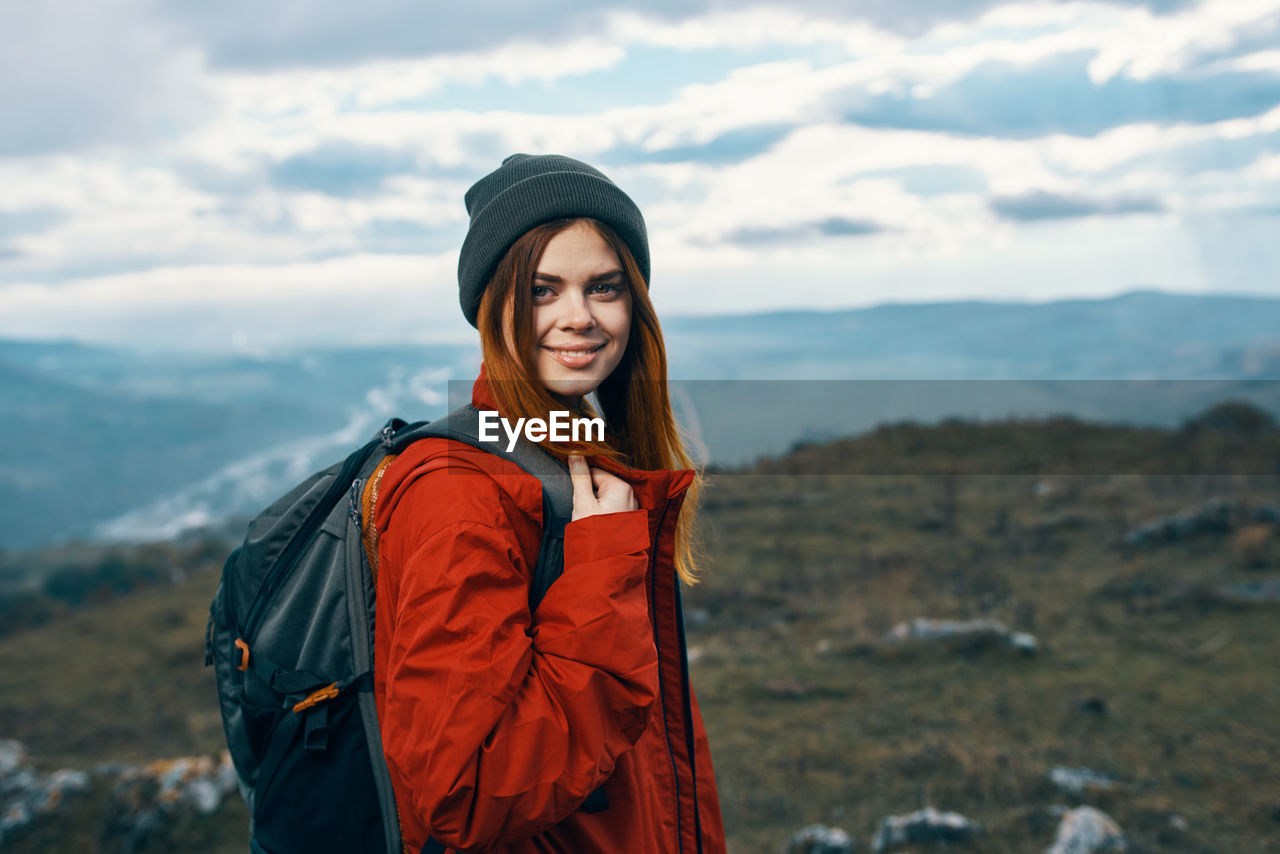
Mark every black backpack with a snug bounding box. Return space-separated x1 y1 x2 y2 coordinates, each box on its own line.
205 404 573 854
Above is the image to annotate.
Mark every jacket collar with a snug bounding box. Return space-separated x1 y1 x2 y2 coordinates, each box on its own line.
469 362 694 504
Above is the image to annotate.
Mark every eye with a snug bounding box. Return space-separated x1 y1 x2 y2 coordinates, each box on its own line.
531 284 554 301
588 282 622 297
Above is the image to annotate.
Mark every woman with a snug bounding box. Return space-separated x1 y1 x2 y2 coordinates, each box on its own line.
371 154 726 853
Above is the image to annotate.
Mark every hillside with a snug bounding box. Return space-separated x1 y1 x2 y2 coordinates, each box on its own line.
0 340 478 550
1 405 1278 852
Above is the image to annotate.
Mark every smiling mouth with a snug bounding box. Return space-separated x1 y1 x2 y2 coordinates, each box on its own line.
543 344 604 355
543 344 605 367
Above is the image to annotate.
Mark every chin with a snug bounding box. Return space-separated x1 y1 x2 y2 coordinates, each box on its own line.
540 374 603 400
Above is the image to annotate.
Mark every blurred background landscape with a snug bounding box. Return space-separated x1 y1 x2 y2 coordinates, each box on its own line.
2 291 1278 852
3 0 1279 850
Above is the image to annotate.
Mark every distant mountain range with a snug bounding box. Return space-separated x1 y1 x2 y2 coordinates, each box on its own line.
661 288 1280 380
2 289 1278 551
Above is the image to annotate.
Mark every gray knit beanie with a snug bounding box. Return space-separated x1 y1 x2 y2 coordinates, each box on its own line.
457 153 650 328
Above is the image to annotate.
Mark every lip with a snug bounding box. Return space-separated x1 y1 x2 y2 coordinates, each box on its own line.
543 343 604 368
543 343 605 352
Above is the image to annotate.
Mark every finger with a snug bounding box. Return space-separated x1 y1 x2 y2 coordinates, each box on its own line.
568 455 595 494
593 471 624 504
594 473 635 505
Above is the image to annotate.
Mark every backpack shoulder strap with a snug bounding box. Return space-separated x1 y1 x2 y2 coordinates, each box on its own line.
386 405 574 610
391 404 573 521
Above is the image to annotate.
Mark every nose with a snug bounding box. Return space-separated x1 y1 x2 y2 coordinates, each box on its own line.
557 289 596 331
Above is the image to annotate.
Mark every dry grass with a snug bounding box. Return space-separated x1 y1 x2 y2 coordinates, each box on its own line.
687 467 1280 853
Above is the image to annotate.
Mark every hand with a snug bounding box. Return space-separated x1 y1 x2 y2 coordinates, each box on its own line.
569 454 639 521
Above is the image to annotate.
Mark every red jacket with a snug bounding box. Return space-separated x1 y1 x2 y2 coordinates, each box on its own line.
373 365 726 853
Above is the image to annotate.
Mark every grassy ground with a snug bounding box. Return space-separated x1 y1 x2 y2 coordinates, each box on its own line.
685 467 1280 853
1 417 1278 852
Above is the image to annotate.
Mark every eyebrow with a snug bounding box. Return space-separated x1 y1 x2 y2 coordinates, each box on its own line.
533 269 624 283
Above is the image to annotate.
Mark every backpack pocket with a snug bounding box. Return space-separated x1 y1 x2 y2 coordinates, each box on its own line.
250 689 385 854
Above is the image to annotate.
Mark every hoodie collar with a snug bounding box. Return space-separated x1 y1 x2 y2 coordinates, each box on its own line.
469 362 694 504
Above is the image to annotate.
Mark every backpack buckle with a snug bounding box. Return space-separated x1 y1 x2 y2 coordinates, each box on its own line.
234 638 251 671
292 682 340 714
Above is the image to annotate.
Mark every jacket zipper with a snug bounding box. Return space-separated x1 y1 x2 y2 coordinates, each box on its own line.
674 577 704 852
649 498 685 854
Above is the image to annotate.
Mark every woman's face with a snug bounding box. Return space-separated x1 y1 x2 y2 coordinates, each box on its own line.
527 220 632 403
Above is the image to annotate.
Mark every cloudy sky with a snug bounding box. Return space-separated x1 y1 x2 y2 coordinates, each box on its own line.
2 0 1278 352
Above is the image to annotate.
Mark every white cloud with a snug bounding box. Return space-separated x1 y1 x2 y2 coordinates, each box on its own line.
1227 47 1280 72
154 0 1280 172
0 252 471 351
608 6 901 52
1038 103 1280 172
0 157 312 277
648 213 1219 317
1085 0 1280 82
211 37 628 119
1248 150 1280 178
0 0 212 155
7 205 1241 354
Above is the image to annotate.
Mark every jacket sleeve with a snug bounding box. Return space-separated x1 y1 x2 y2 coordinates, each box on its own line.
379 468 659 851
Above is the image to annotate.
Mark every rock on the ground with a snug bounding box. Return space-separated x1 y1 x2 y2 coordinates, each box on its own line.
1049 766 1114 795
0 740 25 779
1009 631 1038 653
785 823 856 853
1252 502 1280 526
1045 806 1126 854
0 739 91 845
100 752 240 852
1123 497 1237 547
871 806 981 852
1 738 241 848
1214 578 1280 603
137 753 240 815
1069 695 1109 716
882 617 1037 655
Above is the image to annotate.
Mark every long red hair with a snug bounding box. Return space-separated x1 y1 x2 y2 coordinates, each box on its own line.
476 217 704 584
